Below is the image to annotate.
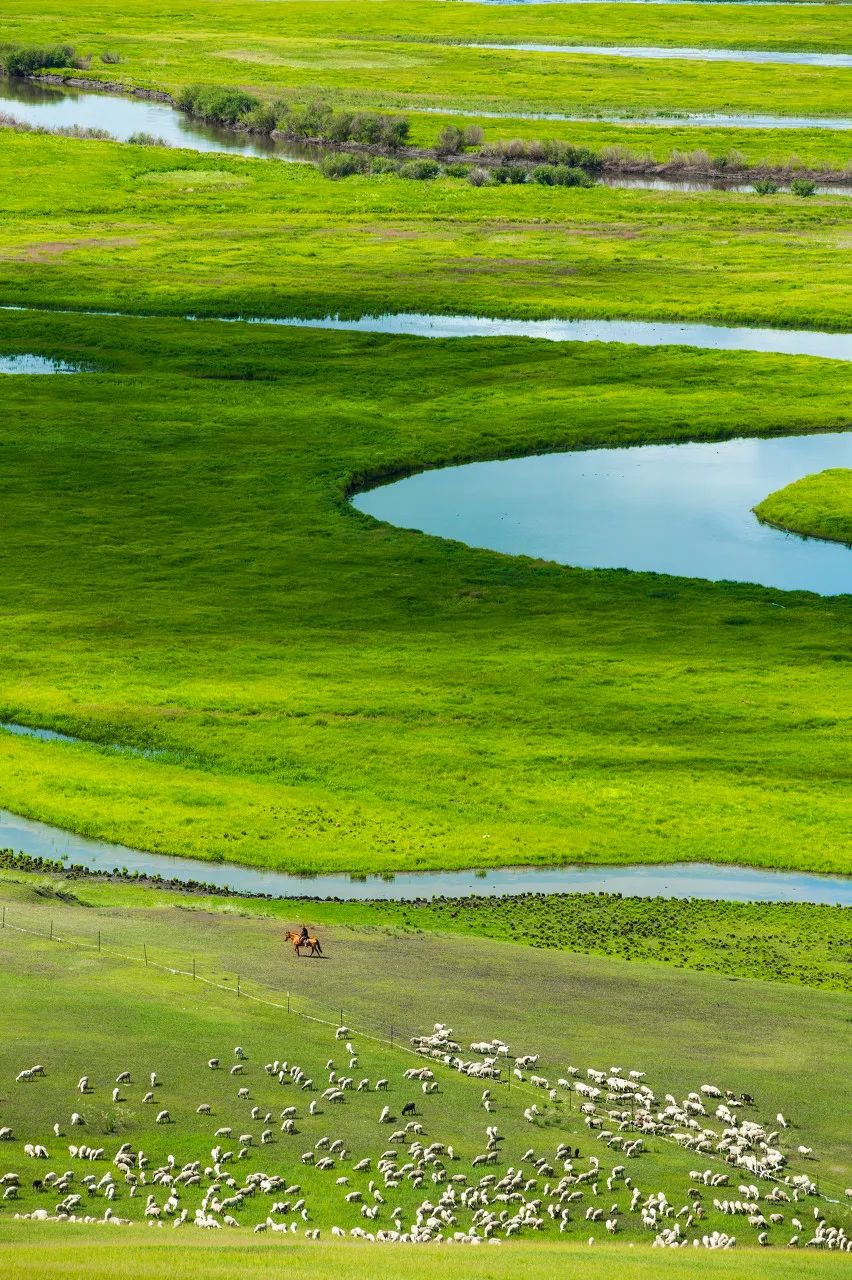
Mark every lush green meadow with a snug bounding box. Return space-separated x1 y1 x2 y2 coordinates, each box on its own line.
0 304 849 872
0 906 850 1212
1 131 851 328
755 469 852 545
3 0 852 125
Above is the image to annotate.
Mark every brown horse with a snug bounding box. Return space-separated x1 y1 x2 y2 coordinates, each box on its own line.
285 929 323 958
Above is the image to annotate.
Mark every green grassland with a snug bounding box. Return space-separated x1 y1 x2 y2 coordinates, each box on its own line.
4 0 852 141
1 866 849 991
1 132 852 328
755 469 852 545
0 304 849 872
3 1235 849 1280
0 911 850 1223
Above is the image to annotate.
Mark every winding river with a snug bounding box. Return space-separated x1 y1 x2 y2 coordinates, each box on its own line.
4 77 852 143
0 803 848 904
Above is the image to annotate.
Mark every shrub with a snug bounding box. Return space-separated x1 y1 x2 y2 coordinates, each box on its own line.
600 143 642 170
532 164 594 188
177 85 260 125
3 44 76 77
325 111 355 143
399 158 441 180
462 124 483 148
541 140 601 172
100 51 121 65
242 103 278 134
320 152 368 178
127 131 168 146
370 156 401 174
493 163 528 185
286 99 334 139
437 124 464 154
444 163 471 178
380 116 409 150
350 112 384 145
753 179 779 195
467 166 491 187
790 178 817 197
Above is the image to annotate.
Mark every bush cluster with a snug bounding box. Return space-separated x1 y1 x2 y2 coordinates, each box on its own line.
176 84 261 125
279 100 409 149
482 136 602 172
2 43 77 77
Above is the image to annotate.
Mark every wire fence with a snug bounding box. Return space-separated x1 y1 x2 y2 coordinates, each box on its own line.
0 899 530 1094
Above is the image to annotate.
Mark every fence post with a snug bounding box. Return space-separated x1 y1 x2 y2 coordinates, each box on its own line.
143 944 148 967
237 974 240 998
192 957 196 980
340 1008 343 1028
49 919 53 941
390 1023 394 1048
287 991 291 1014
97 930 101 953
1 905 5 928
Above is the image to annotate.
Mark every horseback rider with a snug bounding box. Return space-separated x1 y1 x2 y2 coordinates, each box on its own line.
298 924 309 946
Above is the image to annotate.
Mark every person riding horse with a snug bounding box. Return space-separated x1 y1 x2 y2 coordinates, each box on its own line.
298 925 309 947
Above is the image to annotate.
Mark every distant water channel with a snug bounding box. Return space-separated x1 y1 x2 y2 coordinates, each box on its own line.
465 43 852 67
355 431 852 594
0 807 849 904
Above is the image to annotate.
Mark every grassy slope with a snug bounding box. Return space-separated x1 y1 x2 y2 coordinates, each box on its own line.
2 869 849 992
1 132 852 328
755 468 852 545
4 0 852 140
0 907 850 1191
0 308 848 872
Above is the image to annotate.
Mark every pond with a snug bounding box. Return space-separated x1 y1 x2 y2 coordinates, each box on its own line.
0 354 85 373
354 431 852 594
465 43 852 67
0 806 848 904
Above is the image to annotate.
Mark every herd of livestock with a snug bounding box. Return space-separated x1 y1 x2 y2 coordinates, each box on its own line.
2 1022 850 1251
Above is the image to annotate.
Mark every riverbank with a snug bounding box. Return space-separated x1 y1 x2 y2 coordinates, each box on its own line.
22 73 852 187
1 861 849 991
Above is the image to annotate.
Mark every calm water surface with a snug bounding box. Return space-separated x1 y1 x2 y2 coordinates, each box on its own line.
0 354 83 373
0 807 848 904
354 432 852 594
465 43 852 66
0 80 316 161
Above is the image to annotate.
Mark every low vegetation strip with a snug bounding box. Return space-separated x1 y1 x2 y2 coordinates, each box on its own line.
1 862 849 991
2 1233 852 1280
754 469 852 545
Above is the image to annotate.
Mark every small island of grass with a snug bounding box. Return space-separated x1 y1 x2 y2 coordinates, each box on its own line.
754 468 852 546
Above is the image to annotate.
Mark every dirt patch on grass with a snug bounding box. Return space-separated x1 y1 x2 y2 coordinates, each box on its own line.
8 236 140 262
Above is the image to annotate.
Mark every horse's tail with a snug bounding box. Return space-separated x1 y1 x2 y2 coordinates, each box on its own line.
315 938 323 955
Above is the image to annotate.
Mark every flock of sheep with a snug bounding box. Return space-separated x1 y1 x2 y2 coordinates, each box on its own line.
2 1021 850 1251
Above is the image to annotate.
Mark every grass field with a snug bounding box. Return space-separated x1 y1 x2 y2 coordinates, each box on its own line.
755 469 852 545
0 911 850 1232
0 306 848 873
3 1231 852 1279
2 131 852 328
4 0 852 126
2 868 849 992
